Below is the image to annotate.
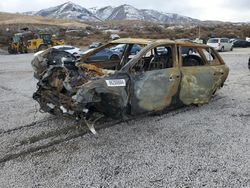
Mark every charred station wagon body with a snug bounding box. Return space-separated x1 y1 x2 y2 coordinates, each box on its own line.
32 38 229 133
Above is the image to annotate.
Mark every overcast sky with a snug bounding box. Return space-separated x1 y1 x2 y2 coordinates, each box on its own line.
0 0 250 22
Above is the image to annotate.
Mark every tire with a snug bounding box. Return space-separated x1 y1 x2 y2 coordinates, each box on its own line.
230 47 233 51
38 45 48 52
20 47 25 54
220 47 224 52
8 46 14 54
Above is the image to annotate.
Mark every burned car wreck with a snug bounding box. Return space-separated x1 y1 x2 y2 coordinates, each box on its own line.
32 39 229 134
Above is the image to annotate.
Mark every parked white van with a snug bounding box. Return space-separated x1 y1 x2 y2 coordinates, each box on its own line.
207 38 233 52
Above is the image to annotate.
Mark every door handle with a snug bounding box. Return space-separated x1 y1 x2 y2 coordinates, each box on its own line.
214 70 224 76
169 74 180 81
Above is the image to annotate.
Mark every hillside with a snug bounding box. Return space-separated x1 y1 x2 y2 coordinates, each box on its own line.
0 12 89 28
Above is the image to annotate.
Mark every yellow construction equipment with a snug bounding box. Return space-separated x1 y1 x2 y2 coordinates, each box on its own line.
8 32 65 54
8 32 34 54
27 33 64 52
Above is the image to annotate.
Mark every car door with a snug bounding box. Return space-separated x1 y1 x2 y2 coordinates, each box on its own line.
224 38 230 51
129 44 181 114
179 46 229 105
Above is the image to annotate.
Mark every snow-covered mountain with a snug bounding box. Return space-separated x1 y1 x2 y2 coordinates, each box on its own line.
106 4 145 21
24 2 201 25
25 2 100 21
142 9 199 25
95 6 115 20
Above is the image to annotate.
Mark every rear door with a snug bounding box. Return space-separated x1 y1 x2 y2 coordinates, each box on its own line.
179 46 229 105
222 38 230 51
129 44 181 114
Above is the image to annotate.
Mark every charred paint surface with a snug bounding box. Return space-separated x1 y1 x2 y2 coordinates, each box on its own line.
132 68 180 112
76 74 129 119
179 65 229 105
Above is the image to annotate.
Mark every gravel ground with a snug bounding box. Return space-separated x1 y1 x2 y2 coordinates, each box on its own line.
0 48 8 55
0 49 250 188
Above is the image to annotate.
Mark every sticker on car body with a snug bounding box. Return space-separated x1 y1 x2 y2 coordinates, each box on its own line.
106 79 126 87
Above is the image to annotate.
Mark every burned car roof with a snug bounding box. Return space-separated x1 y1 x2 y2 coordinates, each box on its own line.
109 38 155 45
31 38 229 134
109 38 206 47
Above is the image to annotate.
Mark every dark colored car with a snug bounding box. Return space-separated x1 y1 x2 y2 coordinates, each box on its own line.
32 38 229 134
181 47 195 55
232 40 250 48
110 44 141 55
89 49 120 61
